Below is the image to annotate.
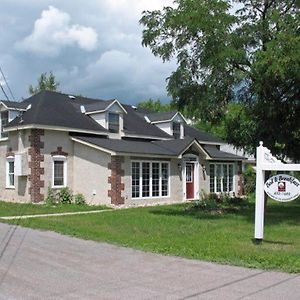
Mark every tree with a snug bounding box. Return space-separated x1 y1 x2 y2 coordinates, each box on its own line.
137 98 172 112
29 72 60 95
140 0 300 160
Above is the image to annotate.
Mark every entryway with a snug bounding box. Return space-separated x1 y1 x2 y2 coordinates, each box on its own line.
182 154 199 200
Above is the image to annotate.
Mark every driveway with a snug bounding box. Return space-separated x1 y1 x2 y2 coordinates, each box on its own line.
0 223 299 299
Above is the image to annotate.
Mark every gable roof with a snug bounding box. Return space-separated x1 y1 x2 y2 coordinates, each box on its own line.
84 99 127 114
0 100 28 111
184 125 224 144
6 91 108 134
203 145 246 160
71 133 203 157
146 111 187 124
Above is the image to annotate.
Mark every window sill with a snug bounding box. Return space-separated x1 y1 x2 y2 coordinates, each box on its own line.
6 186 15 190
52 185 66 189
0 137 8 142
132 195 170 200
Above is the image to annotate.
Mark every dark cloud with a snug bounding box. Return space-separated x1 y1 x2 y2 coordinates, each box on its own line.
0 0 174 104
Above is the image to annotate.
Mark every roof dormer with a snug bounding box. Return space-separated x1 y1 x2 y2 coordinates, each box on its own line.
146 111 186 139
83 99 127 138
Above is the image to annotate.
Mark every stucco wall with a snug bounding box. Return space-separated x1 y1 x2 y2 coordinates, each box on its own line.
73 142 110 205
0 130 31 203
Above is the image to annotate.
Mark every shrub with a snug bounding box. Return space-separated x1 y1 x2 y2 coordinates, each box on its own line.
58 187 73 204
243 164 256 194
190 191 248 213
45 187 57 206
74 193 86 205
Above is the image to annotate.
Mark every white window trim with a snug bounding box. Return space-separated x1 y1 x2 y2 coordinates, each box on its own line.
131 160 170 199
6 156 15 189
52 155 67 189
209 163 235 193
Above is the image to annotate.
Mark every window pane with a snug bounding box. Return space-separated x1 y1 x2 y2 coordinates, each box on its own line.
186 164 192 182
223 164 228 192
8 161 14 186
152 162 160 197
229 165 234 191
132 162 140 198
173 122 180 139
161 163 169 196
142 162 150 197
210 164 215 193
1 111 8 138
108 113 119 133
54 161 64 186
216 165 222 192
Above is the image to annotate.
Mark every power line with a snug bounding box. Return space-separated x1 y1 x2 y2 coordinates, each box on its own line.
0 66 15 101
0 81 9 101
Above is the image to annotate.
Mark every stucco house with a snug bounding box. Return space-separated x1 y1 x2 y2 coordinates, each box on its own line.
0 90 245 206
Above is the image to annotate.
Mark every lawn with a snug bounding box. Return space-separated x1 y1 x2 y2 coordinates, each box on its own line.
0 200 108 217
1 198 299 273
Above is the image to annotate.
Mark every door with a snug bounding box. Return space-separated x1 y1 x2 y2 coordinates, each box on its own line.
186 163 194 199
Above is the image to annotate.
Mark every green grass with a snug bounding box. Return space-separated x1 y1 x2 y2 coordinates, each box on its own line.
0 200 108 217
1 198 299 273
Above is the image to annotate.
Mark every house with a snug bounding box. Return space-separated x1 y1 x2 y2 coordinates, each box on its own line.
0 90 245 206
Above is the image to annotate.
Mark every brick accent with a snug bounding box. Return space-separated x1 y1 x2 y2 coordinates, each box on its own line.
28 129 44 202
108 156 125 205
51 146 68 156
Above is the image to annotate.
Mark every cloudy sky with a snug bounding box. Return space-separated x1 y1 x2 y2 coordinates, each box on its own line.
0 0 175 104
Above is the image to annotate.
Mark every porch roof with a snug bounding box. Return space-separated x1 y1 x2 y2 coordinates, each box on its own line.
203 145 246 160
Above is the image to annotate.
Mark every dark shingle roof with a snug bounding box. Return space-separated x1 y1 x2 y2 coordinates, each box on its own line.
122 105 172 138
84 100 116 113
146 111 178 123
184 125 224 144
71 133 195 156
203 145 245 160
1 100 28 110
7 91 108 133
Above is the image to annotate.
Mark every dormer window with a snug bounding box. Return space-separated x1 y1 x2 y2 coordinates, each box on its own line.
108 112 119 133
0 111 8 139
173 122 181 139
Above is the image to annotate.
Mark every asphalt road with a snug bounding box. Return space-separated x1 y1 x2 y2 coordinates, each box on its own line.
0 223 299 299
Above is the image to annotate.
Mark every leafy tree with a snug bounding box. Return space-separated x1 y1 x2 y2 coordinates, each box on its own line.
140 0 300 160
137 98 172 112
29 72 60 95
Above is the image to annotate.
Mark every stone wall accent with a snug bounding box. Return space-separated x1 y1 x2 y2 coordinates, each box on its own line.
51 146 68 156
28 129 44 202
237 161 244 196
108 156 125 205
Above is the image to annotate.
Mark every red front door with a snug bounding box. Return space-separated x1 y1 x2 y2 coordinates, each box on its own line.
186 163 194 199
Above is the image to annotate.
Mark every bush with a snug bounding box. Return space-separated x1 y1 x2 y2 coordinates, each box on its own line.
190 191 248 213
57 187 73 204
45 187 58 206
74 193 86 205
243 164 256 194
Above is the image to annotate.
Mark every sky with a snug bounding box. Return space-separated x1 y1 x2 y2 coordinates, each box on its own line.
0 0 175 104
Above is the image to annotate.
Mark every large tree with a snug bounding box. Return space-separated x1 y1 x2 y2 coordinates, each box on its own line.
29 72 60 95
140 0 300 160
137 98 173 112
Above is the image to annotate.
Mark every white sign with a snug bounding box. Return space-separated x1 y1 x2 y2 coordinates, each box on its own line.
264 174 300 202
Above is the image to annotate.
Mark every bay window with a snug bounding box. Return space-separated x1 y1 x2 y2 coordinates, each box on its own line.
131 161 170 198
210 163 234 193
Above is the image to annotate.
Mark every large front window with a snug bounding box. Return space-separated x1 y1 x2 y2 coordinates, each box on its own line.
131 161 170 198
108 113 119 133
210 163 234 193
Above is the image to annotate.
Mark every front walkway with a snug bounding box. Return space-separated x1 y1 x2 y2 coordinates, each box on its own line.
0 223 299 299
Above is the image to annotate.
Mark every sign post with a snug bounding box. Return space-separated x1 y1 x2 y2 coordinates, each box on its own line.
254 142 300 241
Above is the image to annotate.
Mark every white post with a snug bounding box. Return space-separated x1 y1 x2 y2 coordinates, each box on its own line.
255 141 265 240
